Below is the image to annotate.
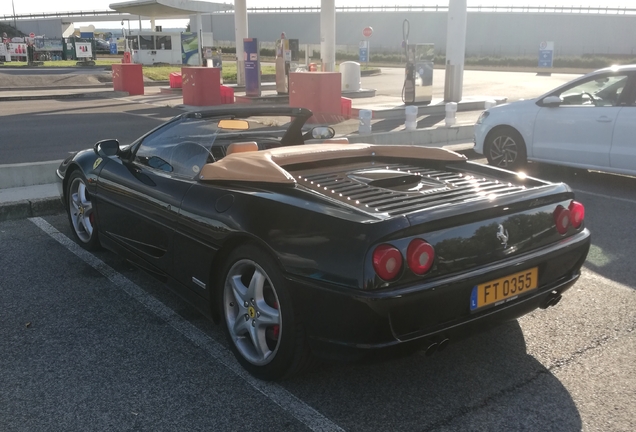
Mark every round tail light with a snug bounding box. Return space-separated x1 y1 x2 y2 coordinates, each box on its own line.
568 201 585 229
372 244 402 281
407 239 435 275
553 205 571 235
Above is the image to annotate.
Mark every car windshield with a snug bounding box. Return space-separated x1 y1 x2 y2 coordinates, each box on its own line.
133 109 346 177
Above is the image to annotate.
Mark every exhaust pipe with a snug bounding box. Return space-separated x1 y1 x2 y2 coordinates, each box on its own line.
437 338 450 352
540 290 562 309
424 337 450 356
424 342 438 356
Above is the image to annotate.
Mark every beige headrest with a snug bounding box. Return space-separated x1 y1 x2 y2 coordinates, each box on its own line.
322 138 349 144
226 141 258 155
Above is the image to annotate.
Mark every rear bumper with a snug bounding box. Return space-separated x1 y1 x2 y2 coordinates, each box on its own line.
288 228 590 358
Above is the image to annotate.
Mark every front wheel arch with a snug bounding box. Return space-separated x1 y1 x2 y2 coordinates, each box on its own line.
484 125 528 171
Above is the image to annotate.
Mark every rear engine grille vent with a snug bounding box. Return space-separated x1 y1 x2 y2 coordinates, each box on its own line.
293 163 527 216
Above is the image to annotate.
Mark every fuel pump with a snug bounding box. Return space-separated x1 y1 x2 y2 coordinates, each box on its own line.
402 20 416 103
402 19 435 105
275 33 299 95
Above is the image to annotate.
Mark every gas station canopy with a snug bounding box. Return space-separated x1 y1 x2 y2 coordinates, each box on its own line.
109 0 233 18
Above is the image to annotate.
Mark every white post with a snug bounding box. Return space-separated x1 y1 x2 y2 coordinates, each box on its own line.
444 0 467 102
359 109 372 135
445 102 457 126
320 0 336 72
405 106 418 131
234 0 248 86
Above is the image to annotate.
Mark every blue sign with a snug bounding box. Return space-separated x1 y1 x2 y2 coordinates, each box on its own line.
538 41 554 68
359 40 369 63
244 38 261 97
109 41 118 55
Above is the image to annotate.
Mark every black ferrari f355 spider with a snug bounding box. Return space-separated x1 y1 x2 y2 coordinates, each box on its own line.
57 106 590 380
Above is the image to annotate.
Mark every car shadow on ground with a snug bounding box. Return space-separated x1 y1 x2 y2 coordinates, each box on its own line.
285 321 581 431
42 214 581 431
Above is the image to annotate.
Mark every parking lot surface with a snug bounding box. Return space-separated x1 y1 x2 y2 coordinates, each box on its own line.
1 161 634 432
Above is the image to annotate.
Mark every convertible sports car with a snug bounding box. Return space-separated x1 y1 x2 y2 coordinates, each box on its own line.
57 106 591 380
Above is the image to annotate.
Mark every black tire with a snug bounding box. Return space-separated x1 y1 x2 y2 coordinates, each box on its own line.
66 171 100 251
485 127 527 171
219 244 313 380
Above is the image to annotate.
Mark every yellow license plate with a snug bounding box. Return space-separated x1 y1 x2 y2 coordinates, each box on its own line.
470 267 538 311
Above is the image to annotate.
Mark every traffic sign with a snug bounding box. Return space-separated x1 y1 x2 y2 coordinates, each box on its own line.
363 27 373 38
29 33 35 38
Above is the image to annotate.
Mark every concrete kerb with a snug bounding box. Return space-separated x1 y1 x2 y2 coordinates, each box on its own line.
0 196 63 222
0 160 63 189
347 124 473 146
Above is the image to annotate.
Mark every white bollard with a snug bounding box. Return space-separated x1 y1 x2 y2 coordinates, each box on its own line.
359 109 372 135
445 102 458 127
484 99 497 109
405 105 418 131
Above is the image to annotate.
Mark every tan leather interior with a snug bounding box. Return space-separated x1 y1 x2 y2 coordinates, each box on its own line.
226 141 258 155
200 143 466 184
322 138 349 144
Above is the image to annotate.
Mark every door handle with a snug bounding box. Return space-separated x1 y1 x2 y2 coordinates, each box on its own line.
597 116 612 123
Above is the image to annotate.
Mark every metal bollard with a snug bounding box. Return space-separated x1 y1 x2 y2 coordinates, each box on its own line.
445 102 457 127
359 109 372 135
405 105 418 131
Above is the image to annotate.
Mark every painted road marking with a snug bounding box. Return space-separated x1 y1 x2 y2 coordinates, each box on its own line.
30 217 344 432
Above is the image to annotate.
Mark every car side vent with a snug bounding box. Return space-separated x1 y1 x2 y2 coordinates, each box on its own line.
293 163 527 216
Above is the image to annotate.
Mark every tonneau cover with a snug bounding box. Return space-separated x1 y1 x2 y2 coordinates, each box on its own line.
199 143 466 184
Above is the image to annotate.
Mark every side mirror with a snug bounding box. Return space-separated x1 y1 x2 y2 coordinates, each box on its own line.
311 126 335 140
542 96 563 107
95 139 121 157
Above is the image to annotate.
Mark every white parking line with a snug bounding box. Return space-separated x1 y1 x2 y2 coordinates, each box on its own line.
575 189 636 205
29 217 345 432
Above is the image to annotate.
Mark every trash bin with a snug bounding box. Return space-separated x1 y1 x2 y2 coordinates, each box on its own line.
341 61 361 92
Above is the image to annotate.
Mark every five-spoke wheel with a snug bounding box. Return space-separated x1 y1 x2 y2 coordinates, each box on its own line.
220 244 311 380
66 171 100 250
224 258 282 366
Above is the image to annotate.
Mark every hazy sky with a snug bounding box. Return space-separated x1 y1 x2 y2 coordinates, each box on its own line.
1 1 629 30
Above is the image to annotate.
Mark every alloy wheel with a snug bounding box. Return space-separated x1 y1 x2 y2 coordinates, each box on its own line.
223 259 282 366
68 177 95 243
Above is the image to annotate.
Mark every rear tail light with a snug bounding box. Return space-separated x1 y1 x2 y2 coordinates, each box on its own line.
372 244 402 281
407 239 435 275
568 201 585 228
554 201 585 235
553 205 571 235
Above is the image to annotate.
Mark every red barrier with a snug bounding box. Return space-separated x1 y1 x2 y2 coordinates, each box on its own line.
169 72 182 89
181 67 221 106
220 85 235 104
340 97 352 119
112 64 144 96
289 72 342 123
